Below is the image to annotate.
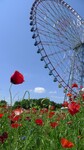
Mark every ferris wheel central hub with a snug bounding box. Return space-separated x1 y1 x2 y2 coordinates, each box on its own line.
74 43 84 51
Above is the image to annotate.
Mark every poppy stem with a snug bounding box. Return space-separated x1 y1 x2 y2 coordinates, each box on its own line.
9 83 13 107
22 90 31 108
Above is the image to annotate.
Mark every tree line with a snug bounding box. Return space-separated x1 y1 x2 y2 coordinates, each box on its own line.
0 98 62 110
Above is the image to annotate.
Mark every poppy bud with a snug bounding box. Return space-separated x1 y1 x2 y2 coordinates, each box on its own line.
10 71 24 84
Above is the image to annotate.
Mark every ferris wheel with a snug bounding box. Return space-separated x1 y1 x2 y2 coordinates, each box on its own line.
30 0 84 95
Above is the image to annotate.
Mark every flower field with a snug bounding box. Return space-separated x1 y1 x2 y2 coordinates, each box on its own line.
0 71 84 150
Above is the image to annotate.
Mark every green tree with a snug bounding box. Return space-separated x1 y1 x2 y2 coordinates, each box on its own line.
21 99 30 109
0 100 7 106
13 101 21 109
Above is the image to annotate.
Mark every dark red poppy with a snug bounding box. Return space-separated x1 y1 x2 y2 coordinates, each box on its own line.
69 97 73 101
0 113 4 118
25 116 31 121
72 83 78 88
50 122 58 128
68 101 80 116
2 132 8 139
10 71 24 84
35 119 44 126
0 136 4 143
11 123 22 128
62 101 68 107
73 95 77 99
0 132 8 144
61 138 74 148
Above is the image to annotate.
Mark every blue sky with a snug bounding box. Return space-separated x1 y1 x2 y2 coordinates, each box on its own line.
0 0 84 104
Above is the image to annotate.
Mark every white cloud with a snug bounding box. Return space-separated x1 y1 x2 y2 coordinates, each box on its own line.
34 87 46 93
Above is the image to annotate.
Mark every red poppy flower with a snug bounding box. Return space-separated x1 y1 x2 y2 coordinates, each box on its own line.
35 119 44 126
13 108 24 115
67 92 72 97
40 108 48 114
82 94 84 101
50 105 55 110
80 85 83 89
72 83 78 88
62 101 68 107
61 138 74 148
68 101 80 116
50 122 58 128
11 123 22 128
8 111 21 122
12 115 21 122
10 71 24 84
0 113 4 118
48 111 55 118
